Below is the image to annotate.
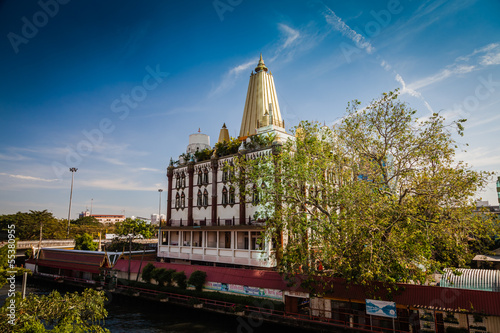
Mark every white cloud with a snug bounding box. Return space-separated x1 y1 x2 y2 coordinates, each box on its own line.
83 178 156 191
408 43 500 91
322 5 375 54
0 172 59 182
209 59 255 97
278 23 300 49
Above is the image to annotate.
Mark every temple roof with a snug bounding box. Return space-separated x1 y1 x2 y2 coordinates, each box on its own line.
239 55 284 138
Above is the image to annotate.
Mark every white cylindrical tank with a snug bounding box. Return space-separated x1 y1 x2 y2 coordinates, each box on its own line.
187 132 211 154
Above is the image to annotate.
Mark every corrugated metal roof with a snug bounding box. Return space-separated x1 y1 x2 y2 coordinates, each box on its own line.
27 248 111 274
440 268 500 292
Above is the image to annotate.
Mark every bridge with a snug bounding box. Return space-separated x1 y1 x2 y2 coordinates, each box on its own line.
2 239 158 257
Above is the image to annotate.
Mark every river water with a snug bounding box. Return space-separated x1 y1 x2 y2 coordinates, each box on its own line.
1 279 316 333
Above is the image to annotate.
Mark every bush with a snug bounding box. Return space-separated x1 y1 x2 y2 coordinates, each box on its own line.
141 263 156 283
188 270 207 292
152 268 176 286
173 271 187 289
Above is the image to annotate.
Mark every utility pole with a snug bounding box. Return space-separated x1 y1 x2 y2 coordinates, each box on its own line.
67 167 78 238
158 189 163 226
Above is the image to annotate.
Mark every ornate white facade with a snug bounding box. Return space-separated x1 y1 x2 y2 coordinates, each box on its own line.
158 56 292 268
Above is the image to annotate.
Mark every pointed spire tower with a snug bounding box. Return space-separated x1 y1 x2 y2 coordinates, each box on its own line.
239 54 285 138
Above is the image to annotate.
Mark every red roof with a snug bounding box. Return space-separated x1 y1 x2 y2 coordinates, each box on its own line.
113 260 297 291
28 249 111 274
114 260 500 315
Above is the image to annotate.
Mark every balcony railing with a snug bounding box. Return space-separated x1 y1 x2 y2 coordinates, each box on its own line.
165 217 265 227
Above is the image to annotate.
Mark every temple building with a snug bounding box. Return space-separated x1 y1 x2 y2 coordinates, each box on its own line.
158 55 292 268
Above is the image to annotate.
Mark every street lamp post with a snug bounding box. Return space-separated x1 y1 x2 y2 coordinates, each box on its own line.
158 189 163 227
67 167 78 237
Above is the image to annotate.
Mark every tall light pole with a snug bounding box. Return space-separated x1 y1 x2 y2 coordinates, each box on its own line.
158 189 163 226
67 167 78 238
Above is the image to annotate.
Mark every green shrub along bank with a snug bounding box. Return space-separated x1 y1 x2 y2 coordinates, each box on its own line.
117 278 284 311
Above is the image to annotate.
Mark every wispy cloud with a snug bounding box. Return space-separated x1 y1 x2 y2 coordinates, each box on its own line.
0 152 30 161
208 59 255 97
83 178 156 191
210 21 326 97
408 43 500 91
322 4 375 54
0 172 59 182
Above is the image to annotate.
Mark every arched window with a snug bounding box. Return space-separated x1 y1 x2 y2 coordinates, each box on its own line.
175 192 180 208
203 189 209 206
181 192 185 208
203 168 209 184
252 184 259 205
175 175 180 189
197 190 202 207
197 170 202 185
181 173 186 188
222 186 228 205
229 186 235 204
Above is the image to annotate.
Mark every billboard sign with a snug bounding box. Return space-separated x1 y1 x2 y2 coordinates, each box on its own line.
365 299 397 318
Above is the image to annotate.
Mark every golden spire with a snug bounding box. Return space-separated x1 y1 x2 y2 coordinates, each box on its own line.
218 123 230 143
239 55 283 138
254 53 268 72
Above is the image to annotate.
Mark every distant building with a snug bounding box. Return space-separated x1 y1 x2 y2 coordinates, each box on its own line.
150 214 165 225
79 211 125 224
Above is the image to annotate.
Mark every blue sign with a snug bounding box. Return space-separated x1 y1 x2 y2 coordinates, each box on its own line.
365 299 397 318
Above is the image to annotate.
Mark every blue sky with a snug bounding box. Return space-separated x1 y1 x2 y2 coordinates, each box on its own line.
0 0 499 219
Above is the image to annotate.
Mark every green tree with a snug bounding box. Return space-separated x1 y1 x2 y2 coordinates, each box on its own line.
235 90 497 288
0 289 109 332
215 137 242 157
115 218 154 239
172 271 187 289
0 242 31 288
151 267 175 286
188 270 207 292
72 216 100 226
0 210 66 241
141 263 156 283
115 218 154 280
74 233 98 251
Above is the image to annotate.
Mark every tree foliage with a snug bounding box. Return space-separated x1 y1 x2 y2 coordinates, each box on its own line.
0 289 109 332
74 233 98 251
141 263 156 283
172 271 187 289
115 218 154 239
214 137 242 157
235 90 497 288
0 242 31 288
0 210 66 241
188 270 207 292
